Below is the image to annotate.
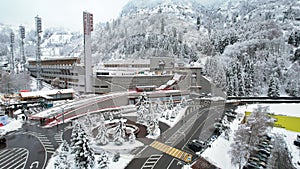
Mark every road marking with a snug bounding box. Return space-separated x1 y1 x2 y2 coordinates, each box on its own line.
150 141 192 163
47 150 56 154
0 148 28 169
141 154 162 169
6 154 27 169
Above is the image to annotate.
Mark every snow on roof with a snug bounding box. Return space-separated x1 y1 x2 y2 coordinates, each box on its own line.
20 89 74 98
104 59 150 65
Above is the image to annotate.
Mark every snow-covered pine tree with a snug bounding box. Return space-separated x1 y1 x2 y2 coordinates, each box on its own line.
54 153 70 169
236 62 245 96
229 124 251 169
60 140 70 153
230 106 273 168
113 120 126 145
246 106 274 148
226 66 235 96
244 59 254 96
54 140 71 168
96 124 109 146
97 152 109 169
268 73 280 98
128 131 136 144
285 79 299 97
232 62 239 96
71 123 95 169
167 95 174 110
180 97 187 108
147 119 159 136
170 109 176 119
70 121 82 153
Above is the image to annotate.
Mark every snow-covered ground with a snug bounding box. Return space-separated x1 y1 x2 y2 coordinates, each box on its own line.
241 103 300 118
0 117 23 134
46 145 136 169
159 106 188 127
197 103 300 169
46 121 144 169
200 107 242 169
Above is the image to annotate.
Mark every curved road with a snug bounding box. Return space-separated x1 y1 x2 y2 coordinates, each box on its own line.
126 102 226 169
1 132 46 169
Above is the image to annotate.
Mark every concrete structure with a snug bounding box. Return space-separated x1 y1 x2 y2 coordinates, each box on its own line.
26 57 216 96
83 11 93 93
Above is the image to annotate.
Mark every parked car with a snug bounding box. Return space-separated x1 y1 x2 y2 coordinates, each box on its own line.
252 154 268 163
0 134 6 144
258 149 271 156
258 161 267 168
187 139 205 152
245 161 261 169
249 157 260 163
294 140 300 147
262 135 272 141
258 153 269 159
257 145 271 151
0 129 6 144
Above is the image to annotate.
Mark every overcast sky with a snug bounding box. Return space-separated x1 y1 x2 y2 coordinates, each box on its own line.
0 0 222 32
0 0 130 31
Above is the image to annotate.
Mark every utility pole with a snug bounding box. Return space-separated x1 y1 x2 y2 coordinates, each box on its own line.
35 16 43 91
83 11 93 94
10 32 15 74
19 26 26 72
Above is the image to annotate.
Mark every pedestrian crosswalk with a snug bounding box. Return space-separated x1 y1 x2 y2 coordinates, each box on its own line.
141 154 162 169
54 132 63 144
0 148 28 169
150 141 192 163
14 131 56 154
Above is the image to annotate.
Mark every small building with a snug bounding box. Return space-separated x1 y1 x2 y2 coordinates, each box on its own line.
19 89 75 101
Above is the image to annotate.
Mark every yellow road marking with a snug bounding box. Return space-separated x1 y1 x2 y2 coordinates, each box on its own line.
150 141 192 163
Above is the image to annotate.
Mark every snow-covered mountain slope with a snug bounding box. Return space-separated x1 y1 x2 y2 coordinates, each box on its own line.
89 0 300 97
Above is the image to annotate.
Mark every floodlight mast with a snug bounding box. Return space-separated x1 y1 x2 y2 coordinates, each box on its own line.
10 32 15 73
83 11 93 94
19 26 26 72
35 16 43 91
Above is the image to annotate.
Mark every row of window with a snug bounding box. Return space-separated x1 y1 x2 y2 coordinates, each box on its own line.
104 64 150 68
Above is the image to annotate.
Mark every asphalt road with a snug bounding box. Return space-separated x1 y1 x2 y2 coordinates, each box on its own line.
0 121 72 169
1 131 46 169
126 102 226 169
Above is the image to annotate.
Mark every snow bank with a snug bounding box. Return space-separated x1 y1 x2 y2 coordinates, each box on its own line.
201 110 243 169
108 154 135 169
272 127 300 167
159 107 187 127
90 140 144 154
0 118 23 134
238 103 300 117
199 104 300 169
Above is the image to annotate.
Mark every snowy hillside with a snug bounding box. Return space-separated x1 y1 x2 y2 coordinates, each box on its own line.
0 24 82 62
1 0 299 97
90 0 299 97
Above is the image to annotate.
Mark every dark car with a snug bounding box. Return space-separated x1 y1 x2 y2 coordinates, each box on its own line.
0 136 6 144
0 129 6 144
294 140 300 147
252 154 268 163
245 161 261 169
257 145 271 151
187 140 205 152
258 149 271 156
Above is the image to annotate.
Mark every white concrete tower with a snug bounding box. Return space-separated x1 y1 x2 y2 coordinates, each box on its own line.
83 11 93 93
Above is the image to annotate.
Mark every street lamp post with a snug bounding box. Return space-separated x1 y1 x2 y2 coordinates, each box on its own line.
61 106 65 132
